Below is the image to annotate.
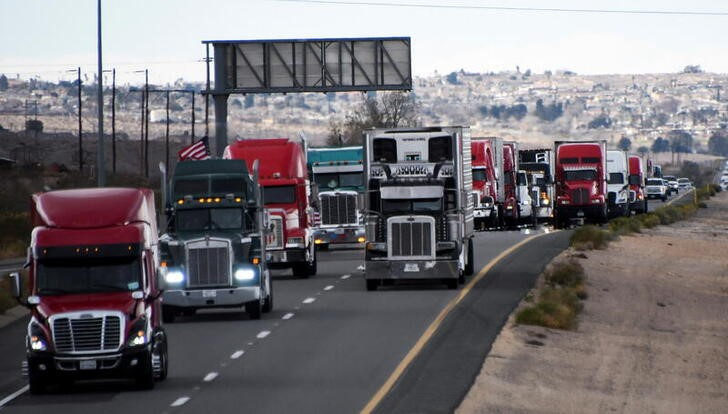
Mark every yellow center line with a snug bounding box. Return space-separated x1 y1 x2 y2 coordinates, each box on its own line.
360 230 558 414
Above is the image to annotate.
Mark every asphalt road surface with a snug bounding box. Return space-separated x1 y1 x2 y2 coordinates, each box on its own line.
646 187 694 212
0 227 564 413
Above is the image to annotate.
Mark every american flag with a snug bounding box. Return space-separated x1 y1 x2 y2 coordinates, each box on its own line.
178 136 211 161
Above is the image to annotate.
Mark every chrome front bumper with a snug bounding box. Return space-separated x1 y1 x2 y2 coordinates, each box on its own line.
163 286 261 308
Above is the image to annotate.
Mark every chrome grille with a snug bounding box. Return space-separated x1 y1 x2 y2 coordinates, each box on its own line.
571 188 589 205
52 312 123 354
186 241 231 287
388 217 435 259
320 193 357 225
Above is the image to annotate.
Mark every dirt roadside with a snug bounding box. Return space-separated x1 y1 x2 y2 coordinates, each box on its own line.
457 192 728 414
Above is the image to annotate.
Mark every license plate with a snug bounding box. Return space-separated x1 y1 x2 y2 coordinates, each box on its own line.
202 290 217 298
404 263 420 272
577 211 585 217
79 360 97 370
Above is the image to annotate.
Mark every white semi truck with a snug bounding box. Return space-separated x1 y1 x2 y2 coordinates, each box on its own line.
606 149 630 218
363 127 475 290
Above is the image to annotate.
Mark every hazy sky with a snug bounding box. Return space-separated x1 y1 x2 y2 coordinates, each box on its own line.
1 0 726 85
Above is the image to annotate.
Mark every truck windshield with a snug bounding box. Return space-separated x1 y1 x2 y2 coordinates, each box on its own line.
381 198 442 214
607 173 624 184
314 172 363 189
646 179 663 186
37 257 142 296
472 169 487 181
177 208 244 231
263 185 295 204
564 170 597 181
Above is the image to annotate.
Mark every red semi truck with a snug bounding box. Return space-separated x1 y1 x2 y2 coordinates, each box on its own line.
628 154 648 214
554 140 608 227
225 138 317 278
8 188 168 393
471 138 503 229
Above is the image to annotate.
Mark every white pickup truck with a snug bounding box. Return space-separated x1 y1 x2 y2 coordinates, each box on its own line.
645 178 668 202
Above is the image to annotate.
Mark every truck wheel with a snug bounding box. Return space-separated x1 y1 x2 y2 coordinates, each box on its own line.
366 279 379 291
444 278 458 290
661 195 667 202
464 240 474 277
317 243 329 251
153 336 168 381
262 278 273 313
643 199 648 213
135 349 155 390
307 249 317 276
245 299 262 320
28 364 48 395
162 306 175 324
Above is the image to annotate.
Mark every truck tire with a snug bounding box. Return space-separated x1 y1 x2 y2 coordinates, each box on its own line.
366 279 379 291
643 199 648 213
464 239 474 277
661 195 667 202
307 249 317 276
135 349 155 390
245 299 262 320
162 306 175 324
153 336 168 381
262 278 273 313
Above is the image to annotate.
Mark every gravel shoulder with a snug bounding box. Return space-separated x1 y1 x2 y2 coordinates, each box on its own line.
457 192 728 414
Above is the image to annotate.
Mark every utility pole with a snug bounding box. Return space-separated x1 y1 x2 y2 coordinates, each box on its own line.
144 70 150 177
191 91 195 143
96 0 105 187
205 44 211 137
111 68 116 174
74 67 83 172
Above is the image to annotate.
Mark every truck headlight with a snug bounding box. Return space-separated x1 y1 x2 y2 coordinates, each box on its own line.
127 318 149 347
560 199 570 205
540 197 550 206
28 323 48 351
165 269 184 284
591 198 603 204
234 267 256 282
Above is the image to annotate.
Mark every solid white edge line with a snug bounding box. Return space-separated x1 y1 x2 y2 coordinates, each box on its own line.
0 385 29 408
170 396 191 407
203 372 218 382
230 350 244 359
282 313 294 320
256 330 271 339
324 285 334 291
303 297 316 304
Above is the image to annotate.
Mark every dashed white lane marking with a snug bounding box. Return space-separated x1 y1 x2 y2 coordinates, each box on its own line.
357 265 365 271
303 297 316 304
324 285 334 291
230 350 244 359
282 312 294 320
171 396 191 407
524 229 531 235
341 274 351 279
203 372 218 382
0 385 29 408
257 330 271 339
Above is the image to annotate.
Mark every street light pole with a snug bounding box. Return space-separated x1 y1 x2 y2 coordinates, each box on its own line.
69 68 83 172
96 0 105 186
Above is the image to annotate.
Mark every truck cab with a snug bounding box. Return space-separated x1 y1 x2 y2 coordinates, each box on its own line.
363 127 475 290
503 142 534 227
471 138 502 229
225 138 317 278
554 140 608 227
10 188 168 393
307 146 365 249
519 148 554 223
606 150 630 218
628 154 648 214
159 159 272 322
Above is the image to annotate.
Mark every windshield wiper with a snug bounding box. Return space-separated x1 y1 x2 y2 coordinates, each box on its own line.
37 288 69 295
89 284 130 292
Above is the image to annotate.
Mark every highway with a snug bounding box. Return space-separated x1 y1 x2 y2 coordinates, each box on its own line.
0 228 568 413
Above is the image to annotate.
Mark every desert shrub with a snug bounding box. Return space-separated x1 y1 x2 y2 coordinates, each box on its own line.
516 287 581 330
608 216 642 235
0 212 31 259
570 225 613 250
635 213 660 228
545 259 585 288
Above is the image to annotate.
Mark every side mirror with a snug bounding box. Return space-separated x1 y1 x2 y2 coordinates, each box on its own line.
516 174 527 187
628 174 641 186
8 272 21 299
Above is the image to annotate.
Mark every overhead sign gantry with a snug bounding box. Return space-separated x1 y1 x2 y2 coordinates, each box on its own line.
202 37 412 155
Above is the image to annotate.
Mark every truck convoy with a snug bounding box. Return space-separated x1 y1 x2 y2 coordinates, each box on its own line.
518 147 555 223
224 138 317 278
158 159 272 322
363 126 475 290
554 140 608 227
471 137 503 229
9 188 168 393
628 154 648 214
606 149 630 218
307 146 366 249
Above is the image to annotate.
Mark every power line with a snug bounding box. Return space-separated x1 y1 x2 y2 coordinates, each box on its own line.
272 0 728 16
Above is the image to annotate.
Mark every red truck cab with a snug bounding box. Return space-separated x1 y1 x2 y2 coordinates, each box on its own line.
225 138 317 278
471 139 499 228
8 188 168 394
554 141 608 227
502 143 519 225
628 155 648 214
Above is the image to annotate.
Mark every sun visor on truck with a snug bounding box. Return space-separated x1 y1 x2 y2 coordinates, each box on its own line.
34 243 143 260
380 185 443 200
